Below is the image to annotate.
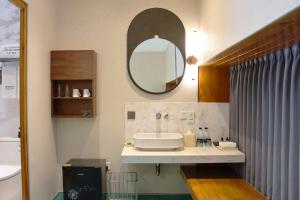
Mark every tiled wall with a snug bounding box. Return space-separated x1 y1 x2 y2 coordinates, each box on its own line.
125 102 229 143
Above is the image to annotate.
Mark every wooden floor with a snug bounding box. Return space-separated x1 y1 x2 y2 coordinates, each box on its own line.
181 164 266 200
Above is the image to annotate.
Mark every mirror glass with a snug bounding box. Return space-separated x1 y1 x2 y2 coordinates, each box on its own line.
129 38 185 94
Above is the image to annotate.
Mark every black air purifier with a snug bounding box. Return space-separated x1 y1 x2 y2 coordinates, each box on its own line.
63 159 106 200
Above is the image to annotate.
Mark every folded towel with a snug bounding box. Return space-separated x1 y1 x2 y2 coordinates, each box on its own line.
219 141 237 148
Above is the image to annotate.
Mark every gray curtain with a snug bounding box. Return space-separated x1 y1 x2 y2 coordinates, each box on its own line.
230 44 300 200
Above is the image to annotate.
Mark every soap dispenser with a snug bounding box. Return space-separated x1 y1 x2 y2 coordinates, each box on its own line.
183 130 196 147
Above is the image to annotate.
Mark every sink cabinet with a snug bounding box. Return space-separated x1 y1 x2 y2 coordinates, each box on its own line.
51 50 97 118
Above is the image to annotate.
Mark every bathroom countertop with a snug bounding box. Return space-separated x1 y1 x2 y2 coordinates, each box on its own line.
121 146 245 164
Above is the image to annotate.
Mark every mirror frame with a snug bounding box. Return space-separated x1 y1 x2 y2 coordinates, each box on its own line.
127 8 186 94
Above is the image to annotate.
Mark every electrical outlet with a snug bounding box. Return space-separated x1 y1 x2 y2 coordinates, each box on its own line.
188 112 195 120
181 111 195 124
187 111 195 124
181 111 188 120
127 111 135 120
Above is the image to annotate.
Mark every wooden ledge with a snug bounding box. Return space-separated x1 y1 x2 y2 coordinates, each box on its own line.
186 179 266 200
181 165 266 200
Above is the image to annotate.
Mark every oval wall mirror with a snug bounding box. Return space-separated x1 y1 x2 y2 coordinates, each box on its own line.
129 38 185 94
127 8 186 94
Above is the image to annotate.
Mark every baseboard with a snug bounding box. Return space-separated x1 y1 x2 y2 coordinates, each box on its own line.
53 192 192 200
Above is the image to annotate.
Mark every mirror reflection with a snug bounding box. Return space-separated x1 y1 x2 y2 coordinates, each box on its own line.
129 38 185 94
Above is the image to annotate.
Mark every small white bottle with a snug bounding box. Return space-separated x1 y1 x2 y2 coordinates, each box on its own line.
65 84 70 97
197 127 203 147
57 84 61 97
204 127 209 139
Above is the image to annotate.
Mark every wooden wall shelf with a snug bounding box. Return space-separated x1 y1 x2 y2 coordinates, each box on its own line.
52 97 93 100
198 66 230 102
51 50 97 118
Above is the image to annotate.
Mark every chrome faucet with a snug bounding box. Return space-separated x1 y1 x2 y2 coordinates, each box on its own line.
164 113 169 120
155 113 162 137
156 113 161 120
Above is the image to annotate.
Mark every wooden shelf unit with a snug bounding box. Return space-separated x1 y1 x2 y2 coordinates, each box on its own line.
51 50 97 118
52 97 93 100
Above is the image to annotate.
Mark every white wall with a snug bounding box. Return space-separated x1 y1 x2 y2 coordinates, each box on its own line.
165 45 185 82
54 0 199 194
198 0 300 61
175 48 184 78
25 0 59 199
130 52 166 92
165 44 175 82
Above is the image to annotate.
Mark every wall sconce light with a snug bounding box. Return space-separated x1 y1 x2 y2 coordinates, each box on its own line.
186 55 198 65
186 55 198 81
186 29 207 67
186 30 200 66
186 30 203 81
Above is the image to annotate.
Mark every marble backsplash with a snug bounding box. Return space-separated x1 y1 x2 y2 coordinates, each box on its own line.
125 102 229 143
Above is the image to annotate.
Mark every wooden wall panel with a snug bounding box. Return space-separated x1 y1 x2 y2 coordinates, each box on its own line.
51 50 96 80
198 66 230 102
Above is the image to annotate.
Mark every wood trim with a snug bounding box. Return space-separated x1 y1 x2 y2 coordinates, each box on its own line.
8 1 29 200
198 66 230 102
201 6 300 68
165 76 183 91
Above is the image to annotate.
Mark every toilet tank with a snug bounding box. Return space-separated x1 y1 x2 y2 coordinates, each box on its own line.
0 137 20 165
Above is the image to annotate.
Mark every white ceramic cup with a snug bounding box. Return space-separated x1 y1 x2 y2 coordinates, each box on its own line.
72 89 81 97
83 89 91 97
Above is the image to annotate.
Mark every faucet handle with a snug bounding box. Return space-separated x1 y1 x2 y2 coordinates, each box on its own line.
164 113 169 120
156 113 161 119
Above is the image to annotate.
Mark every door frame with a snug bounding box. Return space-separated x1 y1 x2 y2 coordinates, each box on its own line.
8 0 29 199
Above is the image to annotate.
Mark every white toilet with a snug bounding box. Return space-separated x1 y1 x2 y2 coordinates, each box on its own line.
0 137 22 200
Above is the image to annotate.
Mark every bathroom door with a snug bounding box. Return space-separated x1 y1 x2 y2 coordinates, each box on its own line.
0 0 21 140
0 1 23 200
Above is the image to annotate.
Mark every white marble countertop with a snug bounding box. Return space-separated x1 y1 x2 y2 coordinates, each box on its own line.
121 146 245 164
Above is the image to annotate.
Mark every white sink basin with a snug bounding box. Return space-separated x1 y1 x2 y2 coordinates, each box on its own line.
133 133 183 150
